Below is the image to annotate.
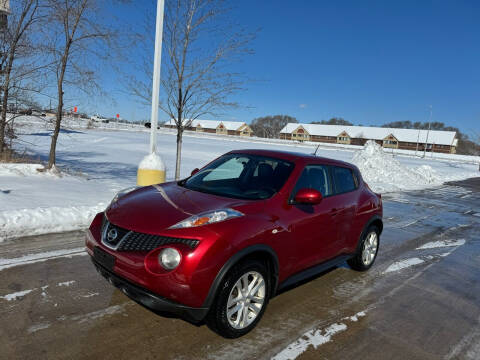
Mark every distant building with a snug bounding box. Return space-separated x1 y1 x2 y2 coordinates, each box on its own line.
164 119 253 137
0 0 9 13
280 123 458 154
0 0 9 30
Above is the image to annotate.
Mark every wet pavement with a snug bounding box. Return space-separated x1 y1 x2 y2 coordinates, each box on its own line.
0 178 479 360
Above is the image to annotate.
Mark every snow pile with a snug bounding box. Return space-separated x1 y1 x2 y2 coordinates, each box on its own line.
0 162 113 241
0 204 106 242
352 141 443 193
0 163 80 178
415 165 440 184
0 163 44 177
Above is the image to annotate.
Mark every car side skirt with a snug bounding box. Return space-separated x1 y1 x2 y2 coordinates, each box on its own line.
276 254 352 292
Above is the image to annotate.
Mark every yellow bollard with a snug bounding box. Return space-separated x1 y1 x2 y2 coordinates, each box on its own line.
137 153 166 186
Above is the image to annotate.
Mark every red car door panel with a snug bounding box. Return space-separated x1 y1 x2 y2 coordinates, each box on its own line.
284 164 339 272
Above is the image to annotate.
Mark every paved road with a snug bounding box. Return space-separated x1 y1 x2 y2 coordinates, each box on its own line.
1 178 479 360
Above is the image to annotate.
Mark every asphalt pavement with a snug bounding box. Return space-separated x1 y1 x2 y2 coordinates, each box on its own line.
0 178 479 360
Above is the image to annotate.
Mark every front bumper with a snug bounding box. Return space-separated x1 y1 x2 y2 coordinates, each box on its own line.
91 257 209 323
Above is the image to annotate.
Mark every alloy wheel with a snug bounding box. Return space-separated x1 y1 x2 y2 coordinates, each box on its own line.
226 271 266 329
362 231 378 266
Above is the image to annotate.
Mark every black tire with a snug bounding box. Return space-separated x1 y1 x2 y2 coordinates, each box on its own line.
206 259 270 338
348 225 380 271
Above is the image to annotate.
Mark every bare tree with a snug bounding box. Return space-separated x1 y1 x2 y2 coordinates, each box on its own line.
0 0 40 155
251 115 298 139
43 0 115 170
129 0 255 179
468 130 480 158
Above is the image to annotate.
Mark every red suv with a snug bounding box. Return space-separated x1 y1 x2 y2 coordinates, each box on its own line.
86 149 382 338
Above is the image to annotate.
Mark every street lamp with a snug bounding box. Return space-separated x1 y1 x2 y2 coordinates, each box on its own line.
137 0 166 186
423 105 432 158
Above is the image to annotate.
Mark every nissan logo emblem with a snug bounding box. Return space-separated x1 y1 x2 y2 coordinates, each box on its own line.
107 228 118 242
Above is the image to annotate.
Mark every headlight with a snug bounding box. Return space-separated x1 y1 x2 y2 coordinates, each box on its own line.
111 186 139 205
168 208 243 229
158 248 181 270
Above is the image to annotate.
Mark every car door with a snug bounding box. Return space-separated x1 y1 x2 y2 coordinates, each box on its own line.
330 166 358 254
286 164 339 271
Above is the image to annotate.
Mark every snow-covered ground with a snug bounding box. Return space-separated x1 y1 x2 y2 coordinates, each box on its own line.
0 116 478 241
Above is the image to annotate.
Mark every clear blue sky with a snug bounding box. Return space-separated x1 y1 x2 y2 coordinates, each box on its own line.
99 0 479 134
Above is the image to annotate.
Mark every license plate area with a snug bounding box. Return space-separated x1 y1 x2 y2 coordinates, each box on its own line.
94 246 116 271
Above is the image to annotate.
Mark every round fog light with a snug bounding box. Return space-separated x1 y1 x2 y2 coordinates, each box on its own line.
158 248 181 270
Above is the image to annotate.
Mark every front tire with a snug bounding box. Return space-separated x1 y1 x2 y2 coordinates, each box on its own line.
206 259 270 338
348 225 379 271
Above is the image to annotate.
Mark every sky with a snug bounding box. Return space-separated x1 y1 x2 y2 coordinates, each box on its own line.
96 0 479 134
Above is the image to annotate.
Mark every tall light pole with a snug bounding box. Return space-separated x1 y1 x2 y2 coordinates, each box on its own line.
423 105 432 158
137 0 166 186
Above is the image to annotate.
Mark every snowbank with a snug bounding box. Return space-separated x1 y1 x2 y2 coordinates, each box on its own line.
353 141 446 192
0 204 105 242
0 163 45 176
1 123 478 241
0 163 112 242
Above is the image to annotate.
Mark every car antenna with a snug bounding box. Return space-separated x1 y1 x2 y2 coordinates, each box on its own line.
312 144 320 156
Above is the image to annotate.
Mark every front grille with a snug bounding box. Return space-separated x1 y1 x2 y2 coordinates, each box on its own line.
103 221 130 247
117 232 199 251
101 217 199 251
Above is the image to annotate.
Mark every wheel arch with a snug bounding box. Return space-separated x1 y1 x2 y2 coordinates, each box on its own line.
369 216 383 235
202 244 279 309
354 215 383 253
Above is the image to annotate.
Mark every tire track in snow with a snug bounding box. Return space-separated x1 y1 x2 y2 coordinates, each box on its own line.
0 289 34 301
1 277 78 302
0 247 86 271
416 238 465 250
384 238 466 274
272 237 468 359
27 303 133 334
271 310 369 360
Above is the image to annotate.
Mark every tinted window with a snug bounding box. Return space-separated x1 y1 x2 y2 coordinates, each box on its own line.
292 165 332 197
332 166 356 194
182 154 294 200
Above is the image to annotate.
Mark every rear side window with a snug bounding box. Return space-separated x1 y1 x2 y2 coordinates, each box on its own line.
332 166 357 194
292 165 332 197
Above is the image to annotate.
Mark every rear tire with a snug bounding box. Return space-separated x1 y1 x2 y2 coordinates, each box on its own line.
348 225 379 271
206 259 270 338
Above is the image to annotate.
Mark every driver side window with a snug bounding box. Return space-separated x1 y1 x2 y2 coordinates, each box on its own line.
292 165 332 198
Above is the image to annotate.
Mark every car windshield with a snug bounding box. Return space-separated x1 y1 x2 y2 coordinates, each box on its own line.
181 153 294 200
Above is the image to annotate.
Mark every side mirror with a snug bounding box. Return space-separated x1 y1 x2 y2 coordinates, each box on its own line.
191 168 200 176
294 188 323 205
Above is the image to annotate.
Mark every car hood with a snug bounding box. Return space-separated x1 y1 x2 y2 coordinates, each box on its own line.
106 182 253 233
